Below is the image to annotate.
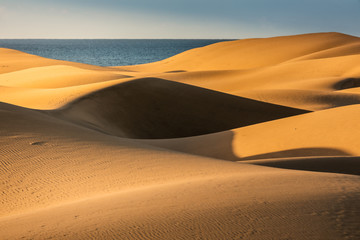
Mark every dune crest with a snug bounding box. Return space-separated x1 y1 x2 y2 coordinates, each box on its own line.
53 77 308 139
1 32 360 239
116 32 359 72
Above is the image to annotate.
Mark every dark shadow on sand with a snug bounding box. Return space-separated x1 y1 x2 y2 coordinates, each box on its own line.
240 148 351 161
242 156 360 176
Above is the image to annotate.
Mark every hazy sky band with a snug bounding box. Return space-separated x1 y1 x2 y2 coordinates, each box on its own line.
0 0 359 39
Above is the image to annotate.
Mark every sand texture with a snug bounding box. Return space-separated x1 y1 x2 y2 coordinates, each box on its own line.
1 32 360 239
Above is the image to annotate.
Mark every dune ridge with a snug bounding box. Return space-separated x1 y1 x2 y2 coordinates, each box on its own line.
1 32 360 239
52 77 308 139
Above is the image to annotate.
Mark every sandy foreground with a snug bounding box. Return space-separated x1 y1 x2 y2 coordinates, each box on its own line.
0 32 359 239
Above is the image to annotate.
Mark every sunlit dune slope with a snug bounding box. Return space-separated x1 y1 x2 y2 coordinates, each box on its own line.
0 65 130 88
0 79 130 110
52 77 308 139
0 48 123 74
152 54 360 93
116 32 359 72
2 167 359 240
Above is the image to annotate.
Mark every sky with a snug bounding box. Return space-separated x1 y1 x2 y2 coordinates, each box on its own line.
0 0 359 39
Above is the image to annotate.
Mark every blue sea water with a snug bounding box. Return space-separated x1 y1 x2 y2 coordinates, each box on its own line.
0 39 231 67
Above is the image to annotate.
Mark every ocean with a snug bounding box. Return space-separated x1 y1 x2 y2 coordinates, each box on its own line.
0 39 231 67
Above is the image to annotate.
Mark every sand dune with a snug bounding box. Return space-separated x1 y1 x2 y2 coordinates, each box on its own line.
233 89 360 111
142 104 360 161
116 32 359 72
2 167 359 240
0 65 130 88
0 78 136 109
1 32 360 239
53 77 308 138
0 48 123 74
152 55 360 93
242 156 360 176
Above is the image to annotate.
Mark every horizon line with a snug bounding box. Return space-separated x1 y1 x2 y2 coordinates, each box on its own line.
0 38 237 40
0 32 358 41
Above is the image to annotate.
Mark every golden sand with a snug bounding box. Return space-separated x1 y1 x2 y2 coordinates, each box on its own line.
0 32 359 239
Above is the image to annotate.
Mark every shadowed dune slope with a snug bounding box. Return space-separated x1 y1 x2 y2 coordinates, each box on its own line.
53 77 309 139
242 156 360 176
234 89 360 111
142 104 360 160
